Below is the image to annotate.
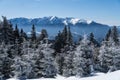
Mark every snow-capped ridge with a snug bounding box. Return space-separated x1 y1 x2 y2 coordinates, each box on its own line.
9 16 93 25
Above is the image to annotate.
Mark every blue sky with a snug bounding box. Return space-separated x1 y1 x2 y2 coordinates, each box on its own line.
0 0 120 26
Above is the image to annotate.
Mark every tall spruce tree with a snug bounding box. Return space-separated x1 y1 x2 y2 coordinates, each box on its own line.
67 26 73 46
99 38 120 72
31 24 36 42
105 29 111 41
14 24 20 39
73 35 94 77
54 31 64 53
61 25 68 45
0 42 14 79
0 16 15 44
111 26 119 44
89 32 99 46
39 29 48 41
62 45 75 77
32 40 57 78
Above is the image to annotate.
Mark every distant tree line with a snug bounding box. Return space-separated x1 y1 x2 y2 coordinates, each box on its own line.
0 16 120 80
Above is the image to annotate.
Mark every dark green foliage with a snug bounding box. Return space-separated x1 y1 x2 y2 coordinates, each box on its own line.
105 29 111 41
111 26 119 44
19 29 27 43
67 26 73 46
0 16 15 44
89 32 99 46
105 26 119 44
2 58 14 79
39 29 48 41
61 25 68 45
54 31 64 53
14 24 20 39
31 24 36 41
54 26 73 53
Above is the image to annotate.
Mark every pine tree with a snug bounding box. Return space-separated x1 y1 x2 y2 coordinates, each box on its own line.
67 26 73 46
89 32 99 46
19 28 27 43
14 24 20 40
0 42 7 79
105 29 111 41
62 45 75 77
13 40 35 79
55 51 65 75
32 40 57 78
111 26 119 44
73 35 94 77
99 38 120 72
54 31 64 53
39 29 48 41
0 16 15 44
61 25 68 45
31 24 36 42
0 42 14 79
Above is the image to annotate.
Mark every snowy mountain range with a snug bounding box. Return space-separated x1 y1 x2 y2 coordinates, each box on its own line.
9 16 103 26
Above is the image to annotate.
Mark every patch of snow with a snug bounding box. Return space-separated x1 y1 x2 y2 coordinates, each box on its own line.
63 20 68 25
70 18 80 25
27 31 41 35
50 16 56 21
87 20 92 24
27 32 31 35
69 18 92 25
7 70 120 80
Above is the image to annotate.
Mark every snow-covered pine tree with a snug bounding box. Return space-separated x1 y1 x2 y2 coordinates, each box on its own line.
73 35 94 77
32 38 57 78
99 38 120 72
0 42 14 79
13 40 35 79
62 45 75 77
55 51 65 75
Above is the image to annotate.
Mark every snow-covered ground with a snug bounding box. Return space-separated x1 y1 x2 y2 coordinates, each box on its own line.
8 70 120 80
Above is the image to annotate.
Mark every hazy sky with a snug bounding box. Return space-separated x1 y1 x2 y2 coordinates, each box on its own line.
0 0 120 26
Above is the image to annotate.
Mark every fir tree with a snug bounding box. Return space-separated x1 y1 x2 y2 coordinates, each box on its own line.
99 38 120 72
54 31 64 53
105 29 111 41
14 24 20 40
0 16 15 44
62 45 75 77
73 35 94 77
89 32 99 46
39 29 48 41
31 24 36 42
111 26 119 44
67 26 73 46
61 25 68 45
19 28 27 43
13 40 35 79
0 42 14 79
32 41 57 78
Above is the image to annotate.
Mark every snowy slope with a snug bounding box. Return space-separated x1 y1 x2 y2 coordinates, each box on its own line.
8 70 120 80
